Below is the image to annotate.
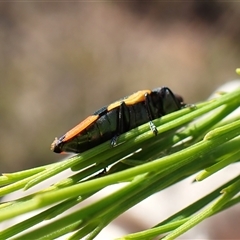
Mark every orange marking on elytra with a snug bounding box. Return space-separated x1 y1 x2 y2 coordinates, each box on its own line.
63 115 99 142
107 90 151 111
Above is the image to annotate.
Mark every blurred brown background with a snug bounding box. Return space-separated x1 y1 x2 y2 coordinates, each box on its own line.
1 2 240 240
1 2 240 171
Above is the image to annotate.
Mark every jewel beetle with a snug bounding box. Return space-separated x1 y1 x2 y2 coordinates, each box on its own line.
51 87 185 154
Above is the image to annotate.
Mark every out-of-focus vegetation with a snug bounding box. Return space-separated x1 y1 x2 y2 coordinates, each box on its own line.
1 2 240 172
1 3 240 240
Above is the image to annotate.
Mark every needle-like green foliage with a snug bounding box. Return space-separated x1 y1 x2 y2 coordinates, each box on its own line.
0 78 240 240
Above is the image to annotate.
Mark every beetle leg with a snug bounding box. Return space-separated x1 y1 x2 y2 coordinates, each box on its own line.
97 167 107 177
111 101 129 146
144 93 158 135
110 136 118 146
